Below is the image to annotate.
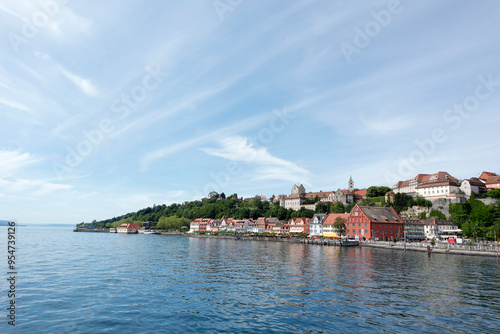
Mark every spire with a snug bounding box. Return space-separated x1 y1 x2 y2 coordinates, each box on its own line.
348 175 354 192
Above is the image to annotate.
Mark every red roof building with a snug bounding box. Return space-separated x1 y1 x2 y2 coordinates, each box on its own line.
345 205 404 241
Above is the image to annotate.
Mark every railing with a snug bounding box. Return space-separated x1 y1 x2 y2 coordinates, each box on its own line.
363 240 500 252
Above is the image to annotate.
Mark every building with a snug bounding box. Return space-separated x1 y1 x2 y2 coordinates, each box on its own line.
322 213 349 238
416 178 462 200
478 171 497 181
345 205 404 241
280 184 307 210
402 217 425 241
423 219 460 241
486 175 500 190
309 214 327 238
460 178 487 196
234 219 251 233
288 218 310 234
117 223 141 234
393 171 457 195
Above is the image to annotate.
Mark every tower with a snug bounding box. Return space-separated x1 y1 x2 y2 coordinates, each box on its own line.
348 176 354 192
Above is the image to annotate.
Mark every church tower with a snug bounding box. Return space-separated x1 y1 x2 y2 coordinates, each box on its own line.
348 176 354 193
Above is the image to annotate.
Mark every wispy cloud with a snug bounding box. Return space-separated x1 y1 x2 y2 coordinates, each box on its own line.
201 136 310 183
61 69 98 97
0 150 39 177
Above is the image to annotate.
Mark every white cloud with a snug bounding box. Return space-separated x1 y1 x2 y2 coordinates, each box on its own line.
0 150 39 177
61 69 98 97
201 136 310 183
0 97 30 113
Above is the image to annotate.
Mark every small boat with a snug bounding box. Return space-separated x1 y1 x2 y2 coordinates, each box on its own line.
109 228 117 233
144 230 159 234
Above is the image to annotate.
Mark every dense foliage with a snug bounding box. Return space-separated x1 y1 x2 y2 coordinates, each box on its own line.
449 198 500 240
366 186 392 198
390 193 432 213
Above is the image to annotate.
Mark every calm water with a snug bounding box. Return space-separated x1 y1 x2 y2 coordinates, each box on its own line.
1 227 499 333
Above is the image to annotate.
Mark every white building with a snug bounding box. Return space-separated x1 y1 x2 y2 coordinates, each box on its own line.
309 214 327 237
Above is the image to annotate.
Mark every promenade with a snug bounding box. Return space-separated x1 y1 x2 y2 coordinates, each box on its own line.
362 240 500 258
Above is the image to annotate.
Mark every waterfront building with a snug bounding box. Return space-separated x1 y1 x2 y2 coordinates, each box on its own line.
117 223 141 234
423 219 460 241
309 213 327 237
402 217 426 241
322 213 349 238
234 219 251 233
288 218 310 234
345 205 404 241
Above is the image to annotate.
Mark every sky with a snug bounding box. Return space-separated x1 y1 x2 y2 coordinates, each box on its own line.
1 0 499 224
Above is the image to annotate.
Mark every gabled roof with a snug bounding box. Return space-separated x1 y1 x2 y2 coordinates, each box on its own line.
463 178 486 187
416 179 459 189
356 206 402 222
118 223 141 229
486 175 500 185
323 213 349 225
423 219 457 226
478 171 497 181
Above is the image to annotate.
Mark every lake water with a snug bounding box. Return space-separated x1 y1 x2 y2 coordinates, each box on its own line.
1 226 499 333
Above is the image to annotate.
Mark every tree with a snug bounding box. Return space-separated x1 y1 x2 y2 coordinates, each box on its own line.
220 192 226 199
332 202 345 213
366 186 392 198
428 210 446 220
208 191 219 199
333 217 346 236
345 202 356 213
487 189 500 199
315 202 328 213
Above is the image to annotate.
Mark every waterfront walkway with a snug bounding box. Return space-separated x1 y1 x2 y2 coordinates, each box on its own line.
362 241 500 258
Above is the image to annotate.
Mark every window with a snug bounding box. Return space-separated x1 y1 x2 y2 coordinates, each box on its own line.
365 229 368 234
365 223 367 227
358 223 361 227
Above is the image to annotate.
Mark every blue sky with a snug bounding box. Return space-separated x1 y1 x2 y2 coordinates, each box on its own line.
1 0 499 224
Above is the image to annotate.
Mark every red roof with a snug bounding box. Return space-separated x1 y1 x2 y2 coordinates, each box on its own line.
323 213 349 226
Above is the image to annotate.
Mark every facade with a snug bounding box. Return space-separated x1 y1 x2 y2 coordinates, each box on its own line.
288 218 310 234
309 214 327 237
460 178 487 196
416 179 462 199
423 219 460 240
117 223 141 234
345 205 404 241
234 219 251 233
402 217 426 241
393 171 457 194
322 213 349 238
486 175 500 190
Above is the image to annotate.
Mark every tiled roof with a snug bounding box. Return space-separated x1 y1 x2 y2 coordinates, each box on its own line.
486 175 500 185
357 206 402 222
478 171 497 181
416 179 459 189
464 178 486 187
323 213 349 225
423 219 457 226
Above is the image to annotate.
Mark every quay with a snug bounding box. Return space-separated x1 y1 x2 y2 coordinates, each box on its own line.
187 233 359 246
362 241 500 258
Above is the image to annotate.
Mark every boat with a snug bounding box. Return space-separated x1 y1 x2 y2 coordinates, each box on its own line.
144 230 160 234
109 228 117 233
